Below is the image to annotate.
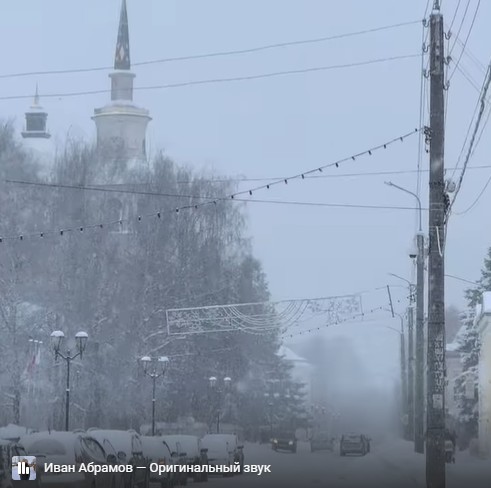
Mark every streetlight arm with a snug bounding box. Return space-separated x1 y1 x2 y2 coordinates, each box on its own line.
385 181 422 231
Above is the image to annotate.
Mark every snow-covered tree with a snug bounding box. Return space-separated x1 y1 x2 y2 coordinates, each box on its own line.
454 248 491 446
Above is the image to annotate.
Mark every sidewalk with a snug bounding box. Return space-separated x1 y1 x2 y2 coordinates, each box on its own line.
377 438 491 488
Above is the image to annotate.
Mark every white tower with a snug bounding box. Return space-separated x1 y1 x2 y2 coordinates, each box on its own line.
92 0 151 169
21 86 55 180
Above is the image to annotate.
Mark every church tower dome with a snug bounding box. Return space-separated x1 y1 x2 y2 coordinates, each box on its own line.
92 0 151 171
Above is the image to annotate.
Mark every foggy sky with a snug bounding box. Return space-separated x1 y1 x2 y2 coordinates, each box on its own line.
1 0 488 315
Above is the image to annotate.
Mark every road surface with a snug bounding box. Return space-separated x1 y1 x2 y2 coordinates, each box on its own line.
179 439 491 488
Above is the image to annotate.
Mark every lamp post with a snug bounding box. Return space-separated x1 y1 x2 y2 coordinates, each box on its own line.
388 272 416 441
209 376 231 434
386 181 426 453
141 356 169 436
264 393 274 439
50 330 88 431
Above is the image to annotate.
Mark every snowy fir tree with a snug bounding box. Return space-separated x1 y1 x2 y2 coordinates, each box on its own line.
454 247 491 446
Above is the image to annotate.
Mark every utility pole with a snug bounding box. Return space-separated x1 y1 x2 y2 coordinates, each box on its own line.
399 315 408 439
415 231 426 453
407 304 415 441
426 1 446 487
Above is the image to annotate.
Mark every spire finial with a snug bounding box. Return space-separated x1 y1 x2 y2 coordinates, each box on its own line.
114 0 131 70
34 84 40 105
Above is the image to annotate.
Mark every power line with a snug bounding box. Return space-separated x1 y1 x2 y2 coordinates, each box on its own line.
10 164 491 188
448 63 491 218
448 0 481 82
444 274 479 285
448 0 471 57
5 180 428 212
448 0 463 32
0 20 422 81
0 54 421 102
0 128 419 242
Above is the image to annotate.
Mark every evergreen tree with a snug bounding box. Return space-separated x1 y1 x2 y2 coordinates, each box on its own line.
454 247 491 446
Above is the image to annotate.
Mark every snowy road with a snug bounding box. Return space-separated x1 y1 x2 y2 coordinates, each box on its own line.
189 439 491 488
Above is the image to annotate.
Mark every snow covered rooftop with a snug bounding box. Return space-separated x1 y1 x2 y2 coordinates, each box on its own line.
446 323 467 353
277 345 309 363
481 291 491 314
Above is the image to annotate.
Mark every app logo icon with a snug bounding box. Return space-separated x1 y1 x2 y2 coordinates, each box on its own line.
12 456 37 481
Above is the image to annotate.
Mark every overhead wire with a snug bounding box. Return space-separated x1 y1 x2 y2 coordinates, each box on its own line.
448 0 471 57
0 128 419 243
448 63 491 219
448 0 481 82
5 178 429 212
9 164 491 187
0 54 421 102
0 20 422 81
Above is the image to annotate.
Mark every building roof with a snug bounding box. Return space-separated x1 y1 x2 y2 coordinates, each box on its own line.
277 345 310 364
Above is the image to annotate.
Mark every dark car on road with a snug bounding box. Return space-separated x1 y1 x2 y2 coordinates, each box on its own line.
271 432 297 453
340 433 370 456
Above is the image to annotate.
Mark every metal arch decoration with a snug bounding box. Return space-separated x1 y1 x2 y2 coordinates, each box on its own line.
165 294 362 336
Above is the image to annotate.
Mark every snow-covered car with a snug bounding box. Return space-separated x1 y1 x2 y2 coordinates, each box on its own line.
140 436 174 488
200 434 243 477
272 432 297 453
160 435 208 483
19 431 116 488
339 433 370 456
160 436 189 486
0 439 41 488
87 429 149 488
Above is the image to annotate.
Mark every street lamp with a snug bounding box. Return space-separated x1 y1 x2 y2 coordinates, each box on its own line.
141 356 169 436
50 330 88 431
385 180 426 454
385 311 410 440
209 376 232 434
264 393 274 439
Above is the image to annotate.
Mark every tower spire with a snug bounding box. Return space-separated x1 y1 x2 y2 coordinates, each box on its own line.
114 0 130 70
33 83 40 107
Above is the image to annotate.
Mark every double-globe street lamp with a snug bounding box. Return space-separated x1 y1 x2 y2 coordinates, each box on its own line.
141 356 170 436
209 376 232 434
50 330 88 431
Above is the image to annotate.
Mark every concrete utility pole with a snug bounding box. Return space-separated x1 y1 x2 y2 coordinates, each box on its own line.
426 2 446 487
407 304 415 441
415 230 426 453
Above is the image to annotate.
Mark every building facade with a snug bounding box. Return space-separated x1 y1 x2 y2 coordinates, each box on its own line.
476 292 491 458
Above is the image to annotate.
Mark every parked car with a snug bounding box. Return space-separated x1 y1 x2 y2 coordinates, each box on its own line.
339 433 370 456
19 431 116 488
271 432 297 453
159 435 208 483
87 429 149 488
0 439 41 488
160 436 189 486
208 434 243 473
310 431 333 452
200 434 240 477
140 436 174 488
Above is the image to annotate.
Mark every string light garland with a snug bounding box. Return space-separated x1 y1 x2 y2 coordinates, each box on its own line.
0 128 419 243
282 306 388 340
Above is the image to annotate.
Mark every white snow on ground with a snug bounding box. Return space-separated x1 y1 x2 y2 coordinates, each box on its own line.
190 439 491 488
